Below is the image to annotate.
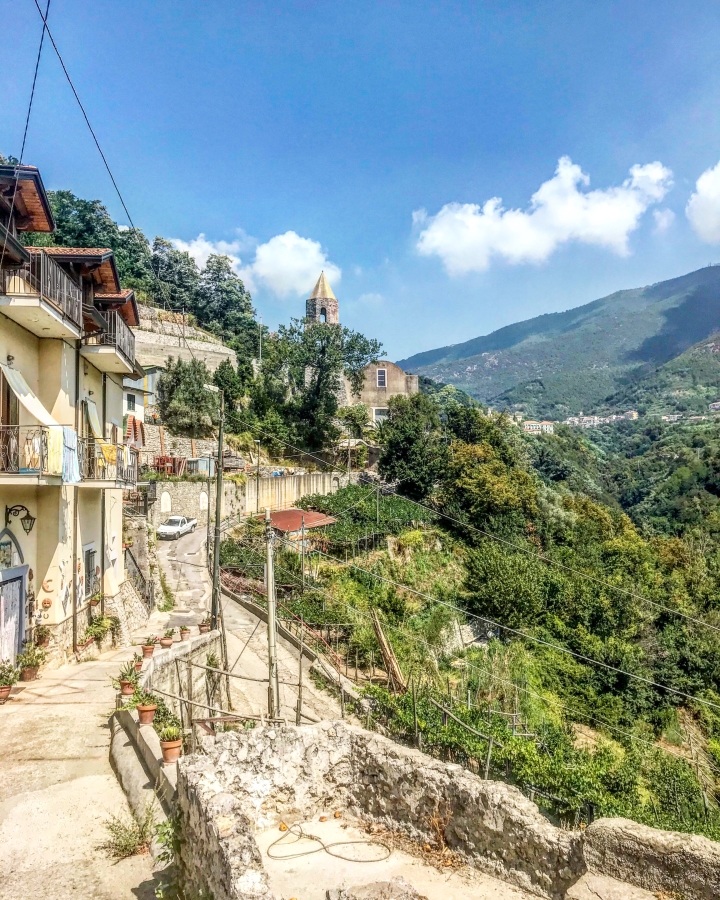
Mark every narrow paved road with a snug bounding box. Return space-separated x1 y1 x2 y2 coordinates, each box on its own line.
151 528 340 721
0 649 158 900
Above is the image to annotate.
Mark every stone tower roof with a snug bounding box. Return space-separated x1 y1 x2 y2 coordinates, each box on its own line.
309 271 336 301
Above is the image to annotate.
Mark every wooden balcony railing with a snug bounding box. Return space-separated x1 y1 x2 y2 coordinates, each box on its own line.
0 250 82 330
82 309 135 366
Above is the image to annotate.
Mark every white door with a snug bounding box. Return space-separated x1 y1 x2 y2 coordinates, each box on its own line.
0 577 22 664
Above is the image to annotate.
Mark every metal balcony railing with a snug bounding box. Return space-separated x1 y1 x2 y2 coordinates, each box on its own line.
0 250 83 330
0 425 51 475
78 438 138 485
82 309 135 366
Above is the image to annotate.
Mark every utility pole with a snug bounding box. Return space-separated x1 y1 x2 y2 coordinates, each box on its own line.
210 390 224 631
258 315 263 365
255 439 261 515
301 515 305 591
376 485 379 527
206 464 212 569
265 508 280 718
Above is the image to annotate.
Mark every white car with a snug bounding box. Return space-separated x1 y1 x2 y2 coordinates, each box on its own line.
157 516 197 540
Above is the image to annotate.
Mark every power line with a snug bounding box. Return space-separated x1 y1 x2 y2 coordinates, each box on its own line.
245 421 720 639
32 0 135 229
270 529 720 715
222 536 720 778
0 0 51 271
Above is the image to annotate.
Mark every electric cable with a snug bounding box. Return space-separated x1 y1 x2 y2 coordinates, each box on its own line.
245 422 720 638
0 0 51 271
223 540 720 779
272 530 720 715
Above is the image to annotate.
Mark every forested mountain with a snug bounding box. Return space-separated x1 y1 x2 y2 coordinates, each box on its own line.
398 267 720 418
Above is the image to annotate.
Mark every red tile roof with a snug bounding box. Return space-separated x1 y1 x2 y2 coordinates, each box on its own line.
29 246 113 256
95 289 134 299
259 508 337 533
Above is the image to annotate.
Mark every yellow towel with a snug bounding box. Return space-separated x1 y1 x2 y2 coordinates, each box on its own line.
46 426 63 476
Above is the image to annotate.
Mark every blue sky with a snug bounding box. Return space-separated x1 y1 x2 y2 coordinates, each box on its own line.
3 1 720 360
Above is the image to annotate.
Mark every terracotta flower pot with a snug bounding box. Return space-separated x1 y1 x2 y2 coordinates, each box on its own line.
141 645 155 659
119 679 135 696
90 599 100 608
198 623 210 634
160 739 183 764
159 637 174 649
137 703 157 725
21 666 39 682
36 638 50 649
180 629 190 642
134 660 144 674
0 685 12 703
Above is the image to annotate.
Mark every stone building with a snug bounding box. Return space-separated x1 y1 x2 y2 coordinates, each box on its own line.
305 272 418 424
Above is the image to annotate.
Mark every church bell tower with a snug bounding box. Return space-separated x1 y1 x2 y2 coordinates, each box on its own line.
306 271 339 324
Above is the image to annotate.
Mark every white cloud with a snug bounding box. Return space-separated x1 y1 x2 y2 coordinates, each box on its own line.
415 157 673 275
241 231 341 299
169 233 246 272
687 160 720 244
357 292 383 306
653 208 675 234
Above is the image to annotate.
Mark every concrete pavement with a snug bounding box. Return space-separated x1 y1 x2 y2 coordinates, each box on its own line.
0 650 159 900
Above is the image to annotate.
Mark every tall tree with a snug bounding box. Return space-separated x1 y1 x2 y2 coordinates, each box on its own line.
156 357 217 437
378 393 448 499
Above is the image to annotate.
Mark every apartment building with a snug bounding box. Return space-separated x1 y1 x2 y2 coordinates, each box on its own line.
523 420 555 434
0 164 142 663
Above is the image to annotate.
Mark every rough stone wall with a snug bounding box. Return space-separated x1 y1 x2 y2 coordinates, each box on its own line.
583 817 720 900
176 722 720 900
176 722 582 900
141 631 222 723
342 360 419 410
141 423 229 463
133 306 236 373
245 471 346 514
105 580 149 645
148 481 214 528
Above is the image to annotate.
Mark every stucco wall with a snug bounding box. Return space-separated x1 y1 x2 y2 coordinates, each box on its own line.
342 360 418 414
147 472 346 528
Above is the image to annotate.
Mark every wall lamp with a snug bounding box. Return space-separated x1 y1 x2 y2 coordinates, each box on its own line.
5 505 36 534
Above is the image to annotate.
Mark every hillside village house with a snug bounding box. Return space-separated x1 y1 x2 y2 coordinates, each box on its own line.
305 272 418 423
0 163 142 664
523 420 555 434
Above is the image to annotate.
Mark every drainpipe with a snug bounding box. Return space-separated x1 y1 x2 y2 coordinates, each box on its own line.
72 340 80 653
100 373 106 616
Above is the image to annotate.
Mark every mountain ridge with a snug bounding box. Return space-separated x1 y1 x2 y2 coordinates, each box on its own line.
397 266 720 418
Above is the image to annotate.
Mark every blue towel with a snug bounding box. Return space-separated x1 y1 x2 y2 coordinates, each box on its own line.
62 427 81 484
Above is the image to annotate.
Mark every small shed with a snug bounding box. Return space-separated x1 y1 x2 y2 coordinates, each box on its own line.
261 508 337 548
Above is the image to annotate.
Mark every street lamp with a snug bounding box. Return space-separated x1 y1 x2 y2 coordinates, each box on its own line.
5 504 36 534
204 384 223 631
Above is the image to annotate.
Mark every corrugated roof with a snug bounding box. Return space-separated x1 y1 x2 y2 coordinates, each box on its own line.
259 508 337 533
308 271 336 301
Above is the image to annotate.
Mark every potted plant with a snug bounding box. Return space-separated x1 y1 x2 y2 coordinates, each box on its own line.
179 625 191 642
159 629 175 649
132 652 144 674
134 689 159 725
199 615 211 634
141 636 158 659
17 645 46 681
113 660 139 696
158 725 183 764
0 659 19 703
89 592 102 608
34 624 51 648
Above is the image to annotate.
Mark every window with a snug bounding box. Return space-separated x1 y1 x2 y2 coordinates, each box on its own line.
126 392 136 411
377 368 387 388
84 547 97 599
373 408 389 423
320 307 327 322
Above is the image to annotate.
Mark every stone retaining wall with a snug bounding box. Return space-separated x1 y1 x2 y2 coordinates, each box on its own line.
175 721 720 900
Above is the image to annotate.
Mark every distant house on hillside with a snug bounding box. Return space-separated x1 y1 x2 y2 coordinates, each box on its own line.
523 420 554 434
709 401 720 412
304 273 418 425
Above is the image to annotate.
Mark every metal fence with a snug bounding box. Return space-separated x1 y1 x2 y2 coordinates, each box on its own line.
0 425 50 474
0 250 82 329
82 309 135 366
78 438 138 484
124 546 155 614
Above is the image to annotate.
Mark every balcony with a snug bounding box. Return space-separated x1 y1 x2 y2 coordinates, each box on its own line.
0 425 63 483
78 437 138 487
80 310 136 374
0 250 83 338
